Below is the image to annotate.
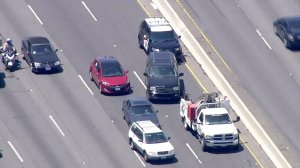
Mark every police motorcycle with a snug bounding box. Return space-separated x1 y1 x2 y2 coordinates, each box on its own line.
0 46 18 72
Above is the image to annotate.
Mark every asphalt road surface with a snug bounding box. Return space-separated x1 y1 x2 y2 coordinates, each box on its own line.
0 0 280 168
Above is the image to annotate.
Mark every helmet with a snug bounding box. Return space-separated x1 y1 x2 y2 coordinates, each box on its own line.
6 38 12 44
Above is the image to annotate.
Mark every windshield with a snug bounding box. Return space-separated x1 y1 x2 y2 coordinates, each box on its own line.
205 114 232 125
150 66 177 77
102 62 125 77
145 132 168 144
31 44 54 55
131 105 154 115
150 30 176 42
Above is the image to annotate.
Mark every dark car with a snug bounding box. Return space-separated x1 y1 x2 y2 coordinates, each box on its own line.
122 97 160 126
273 16 300 49
143 51 184 101
21 36 61 73
138 17 182 61
89 56 130 94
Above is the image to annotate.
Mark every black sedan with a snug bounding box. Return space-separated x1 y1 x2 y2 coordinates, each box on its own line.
122 97 160 126
21 36 61 73
273 16 300 49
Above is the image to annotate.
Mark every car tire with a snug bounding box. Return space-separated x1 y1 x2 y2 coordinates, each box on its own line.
89 71 93 81
183 117 189 131
99 83 102 94
143 151 149 162
129 139 135 150
283 38 292 49
30 63 34 73
138 38 143 49
273 25 278 35
201 137 207 152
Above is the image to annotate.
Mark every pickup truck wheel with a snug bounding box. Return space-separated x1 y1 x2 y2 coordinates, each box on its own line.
183 117 189 131
201 138 207 152
129 139 135 150
143 151 149 162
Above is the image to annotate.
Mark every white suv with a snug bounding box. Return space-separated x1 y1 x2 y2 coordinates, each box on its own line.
128 120 175 162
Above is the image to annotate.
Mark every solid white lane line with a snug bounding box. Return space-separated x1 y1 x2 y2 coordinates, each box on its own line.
133 71 146 89
133 151 146 167
256 29 272 50
7 141 24 163
49 115 65 136
27 5 43 25
78 75 94 95
186 143 202 164
81 1 98 22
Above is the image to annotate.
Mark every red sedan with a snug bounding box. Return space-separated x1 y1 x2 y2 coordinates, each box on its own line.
89 56 130 94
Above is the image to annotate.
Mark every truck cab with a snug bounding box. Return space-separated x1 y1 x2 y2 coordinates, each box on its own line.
196 108 239 151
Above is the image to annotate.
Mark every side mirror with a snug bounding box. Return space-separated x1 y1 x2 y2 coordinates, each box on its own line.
155 110 159 113
178 35 181 39
55 49 59 52
168 137 171 140
179 72 184 77
233 116 240 123
125 70 129 74
143 72 148 77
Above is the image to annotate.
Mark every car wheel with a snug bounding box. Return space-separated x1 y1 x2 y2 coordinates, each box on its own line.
201 137 207 152
99 83 102 93
183 117 189 131
129 139 135 150
283 38 291 49
138 38 143 49
30 63 34 72
89 71 93 81
143 151 149 162
273 25 278 35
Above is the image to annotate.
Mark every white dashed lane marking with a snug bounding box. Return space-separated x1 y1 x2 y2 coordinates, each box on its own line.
28 5 43 25
78 75 94 95
81 1 98 22
49 115 65 136
256 29 272 50
133 71 146 89
8 141 24 163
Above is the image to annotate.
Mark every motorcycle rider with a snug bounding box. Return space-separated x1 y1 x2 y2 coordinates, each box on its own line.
2 38 17 68
2 38 16 53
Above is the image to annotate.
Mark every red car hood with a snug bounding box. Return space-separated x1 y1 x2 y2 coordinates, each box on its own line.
102 75 128 85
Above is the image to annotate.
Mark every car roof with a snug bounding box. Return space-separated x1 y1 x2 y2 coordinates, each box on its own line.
126 97 151 106
145 17 172 32
135 120 161 133
148 51 176 65
25 36 50 45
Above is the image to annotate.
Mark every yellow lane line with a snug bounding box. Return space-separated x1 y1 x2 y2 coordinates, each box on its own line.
185 63 208 93
240 136 264 168
136 0 151 17
176 0 232 73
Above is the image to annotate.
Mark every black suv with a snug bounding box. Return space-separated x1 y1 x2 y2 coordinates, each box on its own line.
138 17 182 61
143 51 184 101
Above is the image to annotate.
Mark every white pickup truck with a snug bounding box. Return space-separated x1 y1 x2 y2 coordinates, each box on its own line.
180 92 240 151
